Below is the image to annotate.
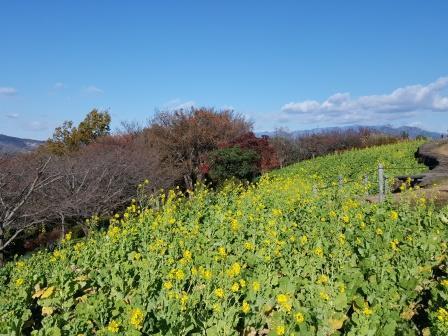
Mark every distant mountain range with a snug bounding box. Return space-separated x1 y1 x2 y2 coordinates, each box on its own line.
0 134 44 154
258 125 443 139
1 125 443 154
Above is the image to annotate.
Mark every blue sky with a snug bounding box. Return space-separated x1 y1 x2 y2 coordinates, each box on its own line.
1 1 447 140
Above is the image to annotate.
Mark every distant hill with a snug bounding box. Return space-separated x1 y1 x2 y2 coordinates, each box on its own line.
0 134 44 154
258 125 443 139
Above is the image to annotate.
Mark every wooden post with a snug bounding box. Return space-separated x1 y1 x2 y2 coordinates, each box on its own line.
312 185 317 197
378 163 384 202
338 175 343 189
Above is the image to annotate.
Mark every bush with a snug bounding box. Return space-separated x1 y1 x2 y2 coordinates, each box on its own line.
208 147 260 185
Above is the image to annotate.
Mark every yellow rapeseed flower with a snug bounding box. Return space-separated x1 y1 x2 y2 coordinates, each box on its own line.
277 294 292 312
163 281 173 290
179 291 188 308
226 262 241 277
300 235 308 245
183 250 192 261
275 325 285 335
314 247 323 257
15 278 24 286
63 232 72 242
317 274 329 284
437 307 448 322
252 281 261 292
130 308 144 329
217 246 227 257
390 239 399 251
199 267 212 280
272 209 282 217
294 311 305 324
108 226 120 239
390 211 398 221
230 218 240 232
319 291 330 301
214 288 225 299
231 282 240 292
244 241 254 251
174 269 185 281
363 303 373 316
242 301 250 314
107 320 120 333
16 261 25 268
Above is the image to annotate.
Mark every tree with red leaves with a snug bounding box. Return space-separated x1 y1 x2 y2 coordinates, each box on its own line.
219 132 280 173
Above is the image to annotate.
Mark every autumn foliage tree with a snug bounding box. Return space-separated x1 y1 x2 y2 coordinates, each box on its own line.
146 107 252 190
220 132 280 173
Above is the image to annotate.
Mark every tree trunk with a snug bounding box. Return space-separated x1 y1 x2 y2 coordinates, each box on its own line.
61 214 65 236
184 174 194 191
0 226 4 267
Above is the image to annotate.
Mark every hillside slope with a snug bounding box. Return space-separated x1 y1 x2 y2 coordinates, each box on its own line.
0 134 43 154
1 141 448 335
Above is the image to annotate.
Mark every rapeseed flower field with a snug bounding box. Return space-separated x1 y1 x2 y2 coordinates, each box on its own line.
2 141 448 335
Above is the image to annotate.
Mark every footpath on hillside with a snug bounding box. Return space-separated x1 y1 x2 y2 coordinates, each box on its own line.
366 139 448 205
405 139 448 205
417 139 448 187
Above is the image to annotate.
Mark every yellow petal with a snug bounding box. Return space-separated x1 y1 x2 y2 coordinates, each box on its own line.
32 288 45 299
42 306 54 316
40 286 55 299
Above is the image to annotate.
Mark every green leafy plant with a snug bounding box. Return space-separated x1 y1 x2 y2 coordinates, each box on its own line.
208 147 260 185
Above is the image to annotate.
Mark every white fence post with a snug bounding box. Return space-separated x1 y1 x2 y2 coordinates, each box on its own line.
364 175 369 195
378 163 384 202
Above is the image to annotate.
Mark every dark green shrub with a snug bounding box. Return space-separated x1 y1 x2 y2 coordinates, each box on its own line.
208 147 260 185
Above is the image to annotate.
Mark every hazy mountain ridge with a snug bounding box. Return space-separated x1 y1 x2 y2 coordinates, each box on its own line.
258 125 443 139
0 134 44 154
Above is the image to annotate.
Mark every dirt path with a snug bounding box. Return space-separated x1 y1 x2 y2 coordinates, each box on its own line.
416 139 448 187
367 140 448 205
433 143 448 156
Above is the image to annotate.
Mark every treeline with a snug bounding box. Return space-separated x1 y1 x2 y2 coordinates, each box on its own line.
0 107 402 264
269 128 402 168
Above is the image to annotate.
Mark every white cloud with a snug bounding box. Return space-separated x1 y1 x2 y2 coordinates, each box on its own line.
84 85 104 95
161 99 196 111
54 82 65 90
281 76 448 124
0 87 17 96
6 113 19 119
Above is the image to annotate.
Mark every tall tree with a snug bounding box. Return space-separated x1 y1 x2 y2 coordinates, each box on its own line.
0 156 60 266
147 107 252 190
46 109 111 154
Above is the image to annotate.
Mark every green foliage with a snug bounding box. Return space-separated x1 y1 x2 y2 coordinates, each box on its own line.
47 109 111 154
209 147 260 185
1 141 447 335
